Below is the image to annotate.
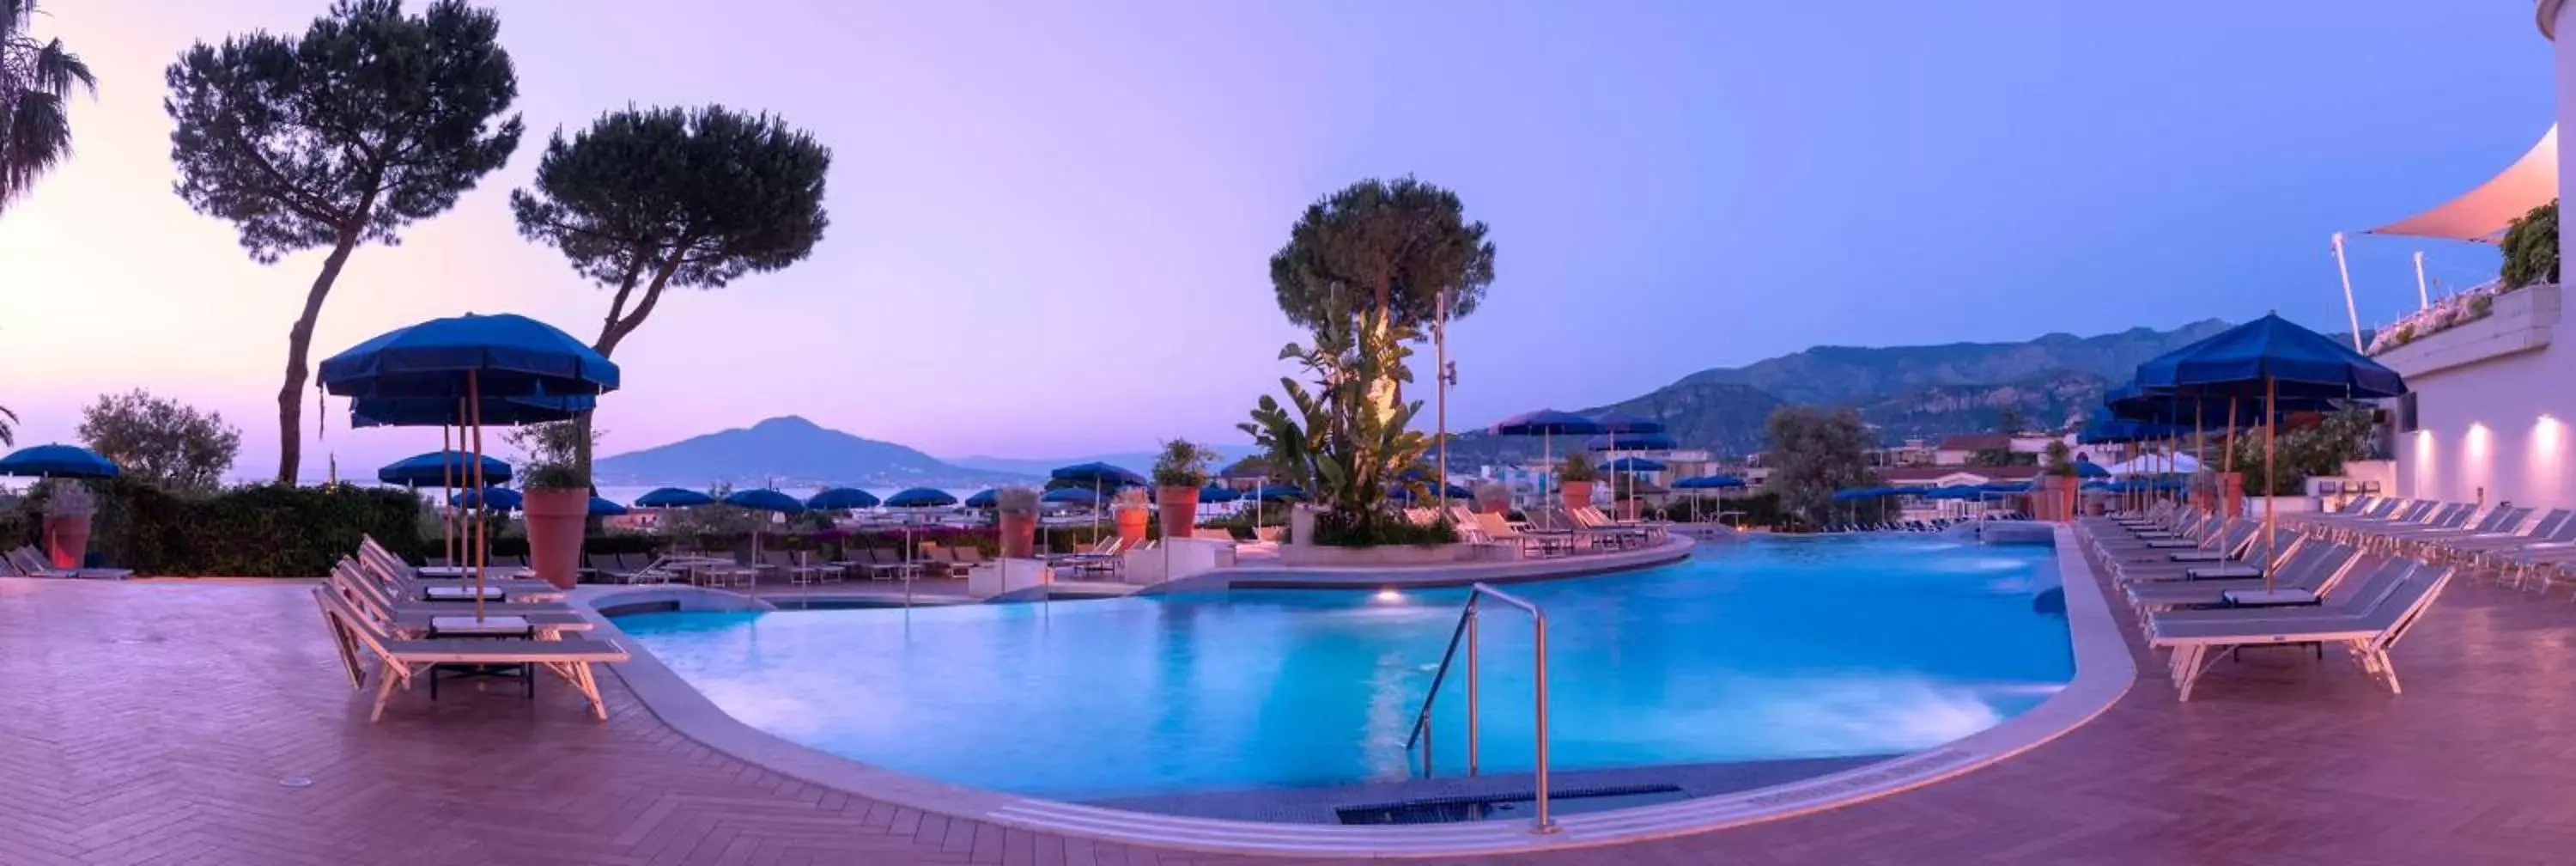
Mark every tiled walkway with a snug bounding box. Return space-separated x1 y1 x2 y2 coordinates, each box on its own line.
7 558 2576 865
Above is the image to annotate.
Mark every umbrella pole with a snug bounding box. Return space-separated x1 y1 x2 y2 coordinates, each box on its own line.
2263 376 2277 592
468 370 487 622
442 417 456 569
2194 402 2205 515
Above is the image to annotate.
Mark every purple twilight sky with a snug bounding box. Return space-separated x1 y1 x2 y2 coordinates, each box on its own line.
0 0 2550 479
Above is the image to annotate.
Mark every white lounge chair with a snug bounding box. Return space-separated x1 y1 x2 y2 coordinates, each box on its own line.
2144 561 2451 701
312 584 628 721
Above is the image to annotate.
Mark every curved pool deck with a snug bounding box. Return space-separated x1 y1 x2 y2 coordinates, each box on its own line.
575 527 2131 857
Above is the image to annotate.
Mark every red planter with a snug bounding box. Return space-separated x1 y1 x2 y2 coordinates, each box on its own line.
1156 485 1200 540
2218 473 2245 521
1559 480 1595 514
999 512 1037 558
42 515 91 569
1115 506 1150 549
521 488 589 589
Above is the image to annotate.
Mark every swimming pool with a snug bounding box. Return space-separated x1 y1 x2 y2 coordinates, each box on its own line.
615 535 2070 802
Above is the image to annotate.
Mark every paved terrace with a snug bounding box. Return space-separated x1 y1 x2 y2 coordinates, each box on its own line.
6 548 2576 865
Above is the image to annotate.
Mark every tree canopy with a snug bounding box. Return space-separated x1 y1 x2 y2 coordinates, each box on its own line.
1761 406 1879 520
77 389 241 492
164 0 522 483
1269 176 1495 333
1 0 95 212
510 104 831 357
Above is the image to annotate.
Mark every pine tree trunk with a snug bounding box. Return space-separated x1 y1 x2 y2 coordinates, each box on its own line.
274 235 361 485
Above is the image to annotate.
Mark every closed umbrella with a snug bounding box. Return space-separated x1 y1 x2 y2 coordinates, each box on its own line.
320 313 616 620
2132 313 2408 589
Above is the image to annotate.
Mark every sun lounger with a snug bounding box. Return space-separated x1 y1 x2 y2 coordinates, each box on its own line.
2144 561 2450 700
3 546 131 580
313 584 626 721
2124 543 2361 613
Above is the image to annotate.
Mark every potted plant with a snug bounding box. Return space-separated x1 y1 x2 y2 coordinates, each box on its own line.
513 422 592 589
995 485 1040 558
2040 440 2080 522
1558 451 1600 513
1111 486 1151 550
39 479 95 569
1151 439 1212 541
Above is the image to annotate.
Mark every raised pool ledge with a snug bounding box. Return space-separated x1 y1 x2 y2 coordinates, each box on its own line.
579 525 2134 858
1149 534 1699 595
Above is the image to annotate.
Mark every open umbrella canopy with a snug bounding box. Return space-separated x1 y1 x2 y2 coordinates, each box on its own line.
2132 313 2407 399
1048 461 1147 490
884 487 957 509
1832 486 1894 501
805 487 881 510
318 313 622 399
2077 418 2188 445
2104 383 2335 426
448 486 522 511
1584 432 1677 451
1923 485 1984 500
635 487 714 508
378 450 512 486
588 496 629 517
1197 483 1242 503
1490 409 1605 436
1251 485 1307 503
1589 412 1666 435
0 444 119 479
1674 475 1747 490
723 488 808 514
1603 456 1668 473
1980 481 2032 493
349 393 593 428
1040 486 1100 505
2073 459 2112 478
963 489 999 509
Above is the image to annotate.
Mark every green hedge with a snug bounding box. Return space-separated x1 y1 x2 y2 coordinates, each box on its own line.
82 480 429 577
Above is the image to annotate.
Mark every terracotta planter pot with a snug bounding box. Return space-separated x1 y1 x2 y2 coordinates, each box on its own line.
1156 485 1200 540
2218 473 2245 521
521 488 589 589
2055 476 2081 522
1559 480 1595 513
998 511 1038 558
42 515 91 570
1115 506 1151 549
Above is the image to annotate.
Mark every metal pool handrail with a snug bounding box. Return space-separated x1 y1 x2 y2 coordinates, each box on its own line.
1402 582 1556 834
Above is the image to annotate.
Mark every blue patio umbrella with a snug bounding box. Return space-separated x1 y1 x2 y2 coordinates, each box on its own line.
805 487 881 510
448 486 522 511
588 496 629 517
1197 483 1242 504
635 487 714 508
1492 409 1606 508
378 450 512 486
1049 461 1145 534
1604 456 1667 473
1980 481 2032 493
1923 485 1983 501
724 488 808 514
319 313 621 400
349 393 592 428
1589 412 1665 435
963 489 999 509
1586 432 1677 452
0 444 119 479
884 487 958 509
2073 459 2111 478
1674 475 1746 490
1040 487 1101 505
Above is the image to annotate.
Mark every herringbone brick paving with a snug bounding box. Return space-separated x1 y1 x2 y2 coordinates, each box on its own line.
3 556 2572 865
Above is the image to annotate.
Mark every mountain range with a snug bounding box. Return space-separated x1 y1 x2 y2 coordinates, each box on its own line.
596 320 2267 484
1439 320 2242 467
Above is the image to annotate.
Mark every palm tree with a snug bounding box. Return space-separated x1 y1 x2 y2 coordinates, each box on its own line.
1 0 94 211
0 404 15 448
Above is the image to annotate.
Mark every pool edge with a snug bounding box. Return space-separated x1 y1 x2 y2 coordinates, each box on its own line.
578 526 2134 857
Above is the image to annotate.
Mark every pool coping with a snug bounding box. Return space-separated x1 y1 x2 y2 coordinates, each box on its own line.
577 525 2133 857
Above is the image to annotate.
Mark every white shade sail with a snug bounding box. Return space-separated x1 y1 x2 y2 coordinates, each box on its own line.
2365 126 2558 242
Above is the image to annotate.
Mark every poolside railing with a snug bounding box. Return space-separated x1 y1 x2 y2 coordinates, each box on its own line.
1403 582 1557 834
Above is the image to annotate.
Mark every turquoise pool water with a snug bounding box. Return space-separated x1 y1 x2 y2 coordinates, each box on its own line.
616 535 2070 800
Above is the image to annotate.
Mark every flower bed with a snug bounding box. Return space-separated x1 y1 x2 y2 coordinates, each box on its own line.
2366 279 2536 355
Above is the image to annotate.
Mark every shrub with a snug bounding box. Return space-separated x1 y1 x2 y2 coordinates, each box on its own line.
2502 199 2560 288
1151 439 1214 488
81 480 428 576
1558 451 1599 482
1309 509 1460 546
